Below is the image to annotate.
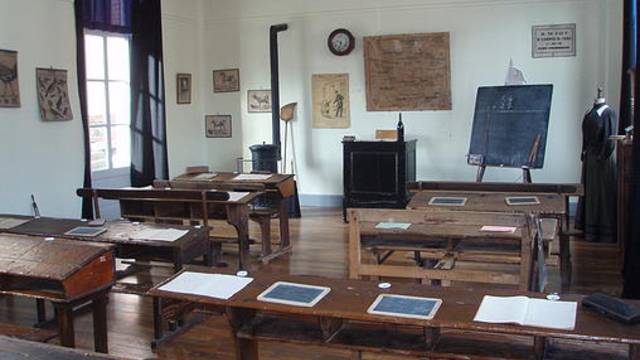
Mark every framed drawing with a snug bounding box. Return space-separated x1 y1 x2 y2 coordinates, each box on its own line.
247 90 271 113
176 73 192 104
312 73 350 128
205 115 232 138
36 68 73 121
364 32 451 111
0 49 20 107
213 68 240 93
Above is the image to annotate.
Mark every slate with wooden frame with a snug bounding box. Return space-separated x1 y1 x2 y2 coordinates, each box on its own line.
364 32 451 111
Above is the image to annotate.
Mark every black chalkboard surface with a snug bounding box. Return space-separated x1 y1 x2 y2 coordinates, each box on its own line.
468 85 553 169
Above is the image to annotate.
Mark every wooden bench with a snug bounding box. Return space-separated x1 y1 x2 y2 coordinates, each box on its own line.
0 323 57 343
349 208 541 290
0 335 124 359
149 267 640 360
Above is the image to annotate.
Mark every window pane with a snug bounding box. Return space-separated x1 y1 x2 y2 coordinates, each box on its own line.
107 36 130 81
111 125 131 168
87 81 107 126
109 82 130 125
90 127 109 171
85 34 105 80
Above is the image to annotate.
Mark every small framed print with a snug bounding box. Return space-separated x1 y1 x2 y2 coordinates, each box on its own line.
205 115 232 138
247 90 271 113
176 73 192 104
0 49 20 107
213 68 240 93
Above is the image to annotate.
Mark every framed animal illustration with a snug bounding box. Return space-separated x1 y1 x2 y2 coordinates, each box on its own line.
213 68 240 93
176 73 192 104
247 90 271 113
205 115 232 138
36 68 73 121
0 49 20 108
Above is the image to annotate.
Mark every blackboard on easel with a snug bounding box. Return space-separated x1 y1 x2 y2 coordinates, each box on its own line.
467 85 553 181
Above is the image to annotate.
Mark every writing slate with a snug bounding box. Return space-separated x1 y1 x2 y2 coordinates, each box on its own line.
468 85 553 169
428 197 467 206
505 196 540 206
367 294 442 320
64 226 107 237
257 281 331 307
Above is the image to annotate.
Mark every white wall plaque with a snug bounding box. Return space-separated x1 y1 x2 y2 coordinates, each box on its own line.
532 24 576 58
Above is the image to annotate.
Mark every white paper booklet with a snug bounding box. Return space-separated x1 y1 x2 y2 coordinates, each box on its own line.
159 272 253 300
130 228 189 242
227 192 250 202
474 295 577 330
376 222 412 230
193 172 217 180
233 174 273 181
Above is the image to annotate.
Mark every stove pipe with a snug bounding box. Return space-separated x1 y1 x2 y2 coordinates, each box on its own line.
270 23 288 159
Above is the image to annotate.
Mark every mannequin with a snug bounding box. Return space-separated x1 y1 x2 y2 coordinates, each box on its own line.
576 88 617 242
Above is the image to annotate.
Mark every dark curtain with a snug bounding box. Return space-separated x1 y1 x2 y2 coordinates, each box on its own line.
83 0 132 33
130 0 168 186
623 0 640 299
74 0 94 219
620 0 638 133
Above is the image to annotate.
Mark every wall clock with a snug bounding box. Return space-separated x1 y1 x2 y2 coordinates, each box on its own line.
328 28 355 56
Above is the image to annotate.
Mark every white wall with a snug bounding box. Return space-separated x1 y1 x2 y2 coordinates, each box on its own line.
198 0 622 198
0 0 84 217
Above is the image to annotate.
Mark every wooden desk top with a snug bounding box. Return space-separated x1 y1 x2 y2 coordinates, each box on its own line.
0 336 123 359
0 233 112 282
149 266 640 346
408 181 584 196
174 171 294 186
407 191 565 216
352 208 528 241
172 172 296 198
77 187 259 205
7 217 208 249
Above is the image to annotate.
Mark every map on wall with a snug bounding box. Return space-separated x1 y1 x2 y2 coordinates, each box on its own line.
364 32 451 111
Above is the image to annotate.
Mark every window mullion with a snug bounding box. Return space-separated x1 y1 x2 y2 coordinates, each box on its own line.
103 35 114 170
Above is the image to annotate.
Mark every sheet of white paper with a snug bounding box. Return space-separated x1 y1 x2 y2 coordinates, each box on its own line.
524 298 577 330
159 272 253 300
130 228 189 242
227 192 250 202
233 174 273 181
193 172 217 180
474 295 529 324
0 218 31 229
376 222 412 230
480 226 517 233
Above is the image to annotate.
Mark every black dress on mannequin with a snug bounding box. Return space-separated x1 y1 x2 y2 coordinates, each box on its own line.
576 102 617 242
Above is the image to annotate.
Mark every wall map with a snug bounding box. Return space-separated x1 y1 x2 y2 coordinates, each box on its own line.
364 32 451 111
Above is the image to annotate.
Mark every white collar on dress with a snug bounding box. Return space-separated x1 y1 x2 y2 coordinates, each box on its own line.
596 105 609 116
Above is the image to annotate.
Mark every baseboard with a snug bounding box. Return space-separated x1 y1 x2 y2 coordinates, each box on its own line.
299 194 343 208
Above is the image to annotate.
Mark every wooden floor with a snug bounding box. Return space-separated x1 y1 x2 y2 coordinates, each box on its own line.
0 208 626 359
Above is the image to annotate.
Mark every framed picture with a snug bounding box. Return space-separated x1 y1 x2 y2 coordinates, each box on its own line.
213 68 240 93
176 73 192 104
36 68 73 121
205 115 232 138
312 73 350 128
0 49 20 108
247 89 271 113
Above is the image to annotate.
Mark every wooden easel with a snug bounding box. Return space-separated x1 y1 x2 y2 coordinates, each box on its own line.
475 134 541 184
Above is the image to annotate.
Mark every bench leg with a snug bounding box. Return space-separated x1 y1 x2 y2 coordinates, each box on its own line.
36 299 46 324
256 217 272 260
153 297 163 341
534 336 546 360
559 234 572 289
631 344 639 360
54 304 75 348
92 294 109 353
227 308 258 360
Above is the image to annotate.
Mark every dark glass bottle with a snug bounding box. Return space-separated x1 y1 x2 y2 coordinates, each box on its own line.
397 113 404 142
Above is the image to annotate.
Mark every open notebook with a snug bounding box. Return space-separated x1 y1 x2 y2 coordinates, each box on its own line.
474 295 577 330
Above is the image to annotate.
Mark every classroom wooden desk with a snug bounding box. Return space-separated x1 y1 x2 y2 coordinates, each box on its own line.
0 233 115 353
171 171 295 255
0 336 124 359
148 266 640 360
76 187 261 269
4 216 210 277
348 208 538 290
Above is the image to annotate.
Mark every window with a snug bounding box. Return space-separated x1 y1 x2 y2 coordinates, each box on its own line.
85 32 131 172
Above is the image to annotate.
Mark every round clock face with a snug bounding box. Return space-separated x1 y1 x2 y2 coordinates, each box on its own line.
328 29 355 56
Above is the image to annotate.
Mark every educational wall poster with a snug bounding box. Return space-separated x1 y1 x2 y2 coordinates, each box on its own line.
532 24 576 58
0 49 20 108
212 68 240 93
247 89 271 113
36 68 73 121
364 32 451 111
205 114 232 138
177 73 192 104
312 73 350 128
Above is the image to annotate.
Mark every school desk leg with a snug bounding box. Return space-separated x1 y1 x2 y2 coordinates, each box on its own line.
227 205 250 270
152 297 163 341
36 299 46 324
630 344 639 360
278 198 291 250
54 304 75 348
92 293 109 353
226 308 258 360
534 336 546 360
